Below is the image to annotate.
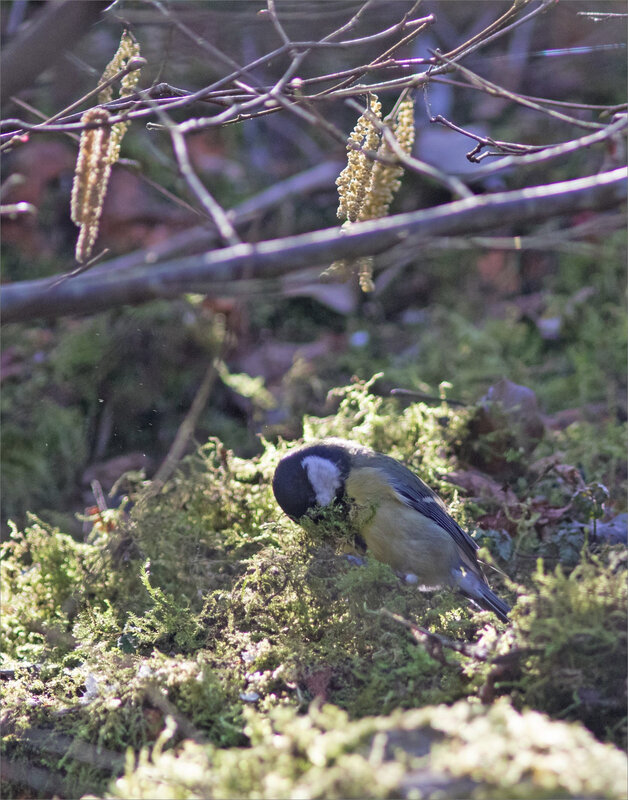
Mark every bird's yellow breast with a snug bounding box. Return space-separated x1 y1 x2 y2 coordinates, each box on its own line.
345 467 459 587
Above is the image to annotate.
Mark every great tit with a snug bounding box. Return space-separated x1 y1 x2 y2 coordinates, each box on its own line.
272 438 510 623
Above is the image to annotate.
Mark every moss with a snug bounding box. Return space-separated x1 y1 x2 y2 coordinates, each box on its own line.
466 550 627 748
1 518 91 662
511 552 627 746
2 378 626 797
1 652 244 797
0 303 232 529
108 700 627 799
554 420 628 504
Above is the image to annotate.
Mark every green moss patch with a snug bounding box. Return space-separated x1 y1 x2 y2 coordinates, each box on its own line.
2 378 626 797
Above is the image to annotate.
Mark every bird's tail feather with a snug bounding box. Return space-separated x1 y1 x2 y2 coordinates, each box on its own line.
471 583 510 623
455 569 510 623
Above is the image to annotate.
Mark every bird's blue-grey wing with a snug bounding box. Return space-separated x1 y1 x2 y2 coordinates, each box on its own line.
387 468 480 564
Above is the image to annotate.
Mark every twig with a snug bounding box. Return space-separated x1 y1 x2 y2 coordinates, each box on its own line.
266 0 291 47
0 1 556 139
0 58 145 153
84 160 343 277
431 75 627 114
128 80 242 244
423 81 544 160
47 249 110 288
6 96 208 220
145 359 220 497
169 124 241 245
441 0 555 63
466 115 628 181
377 607 487 662
431 50 605 131
0 202 36 217
310 5 433 98
326 0 554 97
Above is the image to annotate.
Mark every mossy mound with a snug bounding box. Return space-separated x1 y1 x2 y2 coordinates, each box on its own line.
1 378 626 797
510 552 627 743
109 700 627 800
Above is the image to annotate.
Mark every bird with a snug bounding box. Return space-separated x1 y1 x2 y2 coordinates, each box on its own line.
272 437 510 623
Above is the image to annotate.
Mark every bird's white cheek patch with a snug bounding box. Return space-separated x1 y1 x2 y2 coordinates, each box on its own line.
301 455 342 507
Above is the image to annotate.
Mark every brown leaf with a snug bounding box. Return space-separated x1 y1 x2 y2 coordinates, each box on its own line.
443 469 518 506
542 403 609 430
82 452 153 491
303 667 333 701
236 334 346 385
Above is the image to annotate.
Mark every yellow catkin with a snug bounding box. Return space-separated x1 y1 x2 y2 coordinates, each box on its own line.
360 98 415 221
98 31 141 104
70 32 142 262
100 31 142 164
331 95 415 292
336 95 382 223
71 108 112 263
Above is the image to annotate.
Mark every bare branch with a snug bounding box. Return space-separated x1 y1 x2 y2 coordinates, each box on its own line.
442 0 555 63
2 169 625 324
85 160 343 277
467 115 628 181
169 124 240 245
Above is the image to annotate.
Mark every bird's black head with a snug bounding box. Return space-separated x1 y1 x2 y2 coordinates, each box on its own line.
272 442 352 521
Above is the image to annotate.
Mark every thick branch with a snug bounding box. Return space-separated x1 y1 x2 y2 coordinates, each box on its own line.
2 169 625 324
1 1 110 102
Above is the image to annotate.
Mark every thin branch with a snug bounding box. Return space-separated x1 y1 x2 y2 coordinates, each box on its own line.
0 58 146 153
441 0 555 63
0 2 553 141
430 75 627 114
426 109 544 159
2 169 625 324
48 249 110 287
320 0 378 41
169 124 241 245
0 201 37 217
310 6 434 98
377 607 487 661
431 51 605 131
466 115 628 181
266 0 291 47
326 0 554 97
145 359 220 497
5 96 210 223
